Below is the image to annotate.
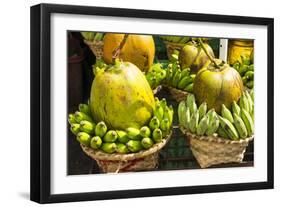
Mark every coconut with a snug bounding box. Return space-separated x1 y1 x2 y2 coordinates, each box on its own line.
90 61 155 130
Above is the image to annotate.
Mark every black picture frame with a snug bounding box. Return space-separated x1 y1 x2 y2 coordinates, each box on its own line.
30 3 274 204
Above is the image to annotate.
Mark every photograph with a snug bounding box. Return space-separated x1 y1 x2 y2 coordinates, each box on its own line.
67 32 255 174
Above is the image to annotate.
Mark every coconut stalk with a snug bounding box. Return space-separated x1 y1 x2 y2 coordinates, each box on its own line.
112 34 129 62
198 38 220 69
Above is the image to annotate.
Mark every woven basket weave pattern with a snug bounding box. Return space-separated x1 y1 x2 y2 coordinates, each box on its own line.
84 40 104 59
182 129 254 168
81 132 172 173
164 41 185 60
165 85 188 102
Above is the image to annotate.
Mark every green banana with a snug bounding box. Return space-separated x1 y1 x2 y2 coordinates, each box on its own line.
177 76 190 89
218 116 239 140
95 121 107 137
76 132 91 146
178 101 187 126
232 62 240 70
232 101 241 116
179 36 190 43
244 71 254 80
196 115 209 136
205 117 219 136
141 137 154 149
90 136 102 149
184 83 193 93
160 118 170 132
221 104 234 123
180 68 190 79
165 68 173 83
68 114 77 125
248 64 254 71
184 108 191 131
127 140 143 153
250 90 254 102
70 123 80 135
103 130 118 143
207 109 217 124
241 109 254 135
246 80 254 89
154 103 164 122
233 113 248 139
149 116 160 130
78 104 91 115
239 65 249 76
101 143 117 154
116 130 129 144
80 120 95 134
245 90 253 114
172 69 182 87
116 143 129 154
140 126 151 138
217 126 229 139
163 106 173 124
239 94 250 112
74 111 93 123
152 128 163 143
189 111 199 133
126 127 141 140
198 102 207 120
160 98 167 109
186 94 197 114
94 32 104 41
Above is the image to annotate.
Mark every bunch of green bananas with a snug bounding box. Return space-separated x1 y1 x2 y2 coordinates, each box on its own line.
232 56 254 89
145 63 167 89
81 32 105 42
165 50 195 93
68 98 173 154
160 36 191 44
178 91 254 140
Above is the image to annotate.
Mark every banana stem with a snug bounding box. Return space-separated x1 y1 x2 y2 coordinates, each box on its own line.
198 38 219 68
112 34 129 62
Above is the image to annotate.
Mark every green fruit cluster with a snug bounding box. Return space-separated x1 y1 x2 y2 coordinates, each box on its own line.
165 50 195 93
232 56 254 89
146 63 167 89
92 59 107 76
68 98 173 154
80 32 104 42
178 91 254 140
160 36 191 44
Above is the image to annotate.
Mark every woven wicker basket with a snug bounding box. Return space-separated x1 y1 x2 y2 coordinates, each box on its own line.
84 40 104 59
181 128 254 168
164 85 188 102
164 41 185 60
81 132 172 173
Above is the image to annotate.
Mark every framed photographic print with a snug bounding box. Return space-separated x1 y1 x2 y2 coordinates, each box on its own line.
30 3 274 203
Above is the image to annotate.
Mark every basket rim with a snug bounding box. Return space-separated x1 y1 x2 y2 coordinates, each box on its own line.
81 131 172 161
164 85 188 95
180 127 254 144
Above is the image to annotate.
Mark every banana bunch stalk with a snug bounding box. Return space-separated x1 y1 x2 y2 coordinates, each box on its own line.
165 50 195 93
81 32 105 42
232 56 254 89
145 63 167 89
68 98 173 154
178 92 254 140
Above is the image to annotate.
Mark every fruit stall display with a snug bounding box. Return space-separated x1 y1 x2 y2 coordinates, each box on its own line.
68 32 254 174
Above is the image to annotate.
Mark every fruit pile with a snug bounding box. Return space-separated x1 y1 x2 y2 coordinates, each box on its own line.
165 50 195 93
80 32 105 41
232 56 254 89
68 98 173 154
178 91 254 140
